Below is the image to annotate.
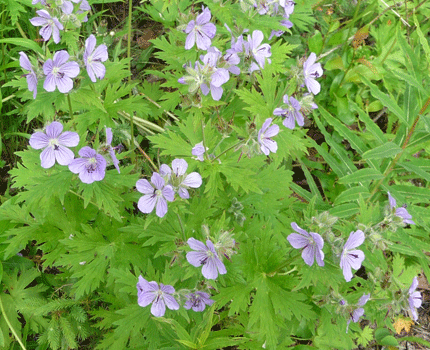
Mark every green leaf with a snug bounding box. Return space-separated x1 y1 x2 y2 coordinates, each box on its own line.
398 336 430 348
339 168 384 184
361 76 407 125
362 142 402 159
328 203 359 218
334 186 370 204
0 38 42 54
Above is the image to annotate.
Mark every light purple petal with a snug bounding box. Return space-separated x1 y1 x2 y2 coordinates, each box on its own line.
40 147 55 168
155 197 168 218
202 23 216 38
43 59 53 76
182 173 202 188
43 74 56 92
78 146 96 158
291 222 309 236
210 86 223 101
45 121 63 139
186 251 206 267
387 191 396 209
56 76 74 94
138 194 157 214
188 237 207 251
68 158 88 174
196 31 212 50
58 131 79 147
163 294 180 310
53 50 69 66
409 277 419 294
92 44 108 61
87 61 106 81
214 257 227 275
302 245 316 266
172 158 188 176
136 179 154 194
200 83 210 96
178 187 190 199
185 32 195 50
151 172 165 190
264 124 279 138
201 257 219 279
151 298 166 317
19 52 32 71
59 61 80 79
162 185 175 202
138 291 156 307
29 132 49 149
287 233 309 249
306 78 320 95
211 69 229 87
54 145 75 165
344 230 365 250
196 6 211 25
358 293 370 306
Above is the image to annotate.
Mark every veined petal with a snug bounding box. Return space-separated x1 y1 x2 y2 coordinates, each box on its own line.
172 158 188 176
29 132 49 149
287 233 309 249
151 172 165 190
78 146 96 158
53 50 70 67
196 6 211 25
344 230 365 250
162 185 175 202
56 76 74 94
138 194 157 214
186 251 207 267
291 222 309 236
155 197 168 218
138 291 156 307
55 145 75 165
40 147 55 168
58 131 79 147
201 257 218 279
60 61 80 79
163 294 180 310
68 158 88 174
185 32 195 50
182 172 202 188
151 298 166 317
187 237 207 251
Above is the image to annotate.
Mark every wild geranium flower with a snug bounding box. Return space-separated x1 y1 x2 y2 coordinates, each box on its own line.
247 30 271 72
136 276 179 317
185 6 216 50
258 118 279 156
192 142 207 161
408 276 422 321
136 173 175 218
287 222 324 267
19 52 38 99
83 34 108 82
388 192 415 225
184 291 214 312
43 50 80 93
29 121 79 168
303 52 323 95
160 159 202 199
105 128 120 173
30 10 63 44
340 230 365 282
186 238 227 280
273 95 304 129
346 293 370 332
68 146 107 184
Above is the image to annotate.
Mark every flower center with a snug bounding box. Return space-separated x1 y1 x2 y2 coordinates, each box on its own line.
49 138 60 150
86 157 97 173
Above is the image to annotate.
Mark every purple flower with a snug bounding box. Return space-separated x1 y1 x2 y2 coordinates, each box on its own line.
287 222 324 267
303 52 323 95
19 52 38 99
340 230 365 282
136 173 174 218
30 10 63 44
258 118 279 156
105 128 120 173
161 159 202 199
29 121 79 168
83 34 108 82
68 147 107 184
247 30 271 72
136 276 179 317
273 95 304 129
185 6 216 50
346 293 370 332
408 277 422 321
43 51 80 94
388 192 415 225
192 142 207 161
186 238 227 279
184 291 215 312
201 50 230 100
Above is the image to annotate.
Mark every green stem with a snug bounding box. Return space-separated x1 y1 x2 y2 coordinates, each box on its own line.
368 96 430 201
127 0 135 162
267 255 300 276
15 22 27 39
140 92 179 121
211 140 244 163
67 94 73 121
0 295 27 350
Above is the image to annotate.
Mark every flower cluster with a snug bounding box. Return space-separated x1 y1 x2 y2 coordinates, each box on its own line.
340 293 371 332
136 159 202 218
136 275 215 317
258 118 279 156
179 6 272 101
388 192 415 225
29 121 121 184
408 276 422 321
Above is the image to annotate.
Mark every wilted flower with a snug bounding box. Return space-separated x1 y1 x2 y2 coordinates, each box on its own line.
346 293 370 332
184 291 214 312
30 10 63 44
136 173 175 218
340 230 365 282
105 128 120 173
83 34 108 82
192 142 207 161
408 277 422 321
29 121 79 168
19 52 38 99
43 50 80 93
287 222 324 267
186 238 227 279
388 192 415 225
273 95 304 129
258 118 279 156
68 146 107 184
137 275 179 317
303 52 323 95
185 6 216 50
